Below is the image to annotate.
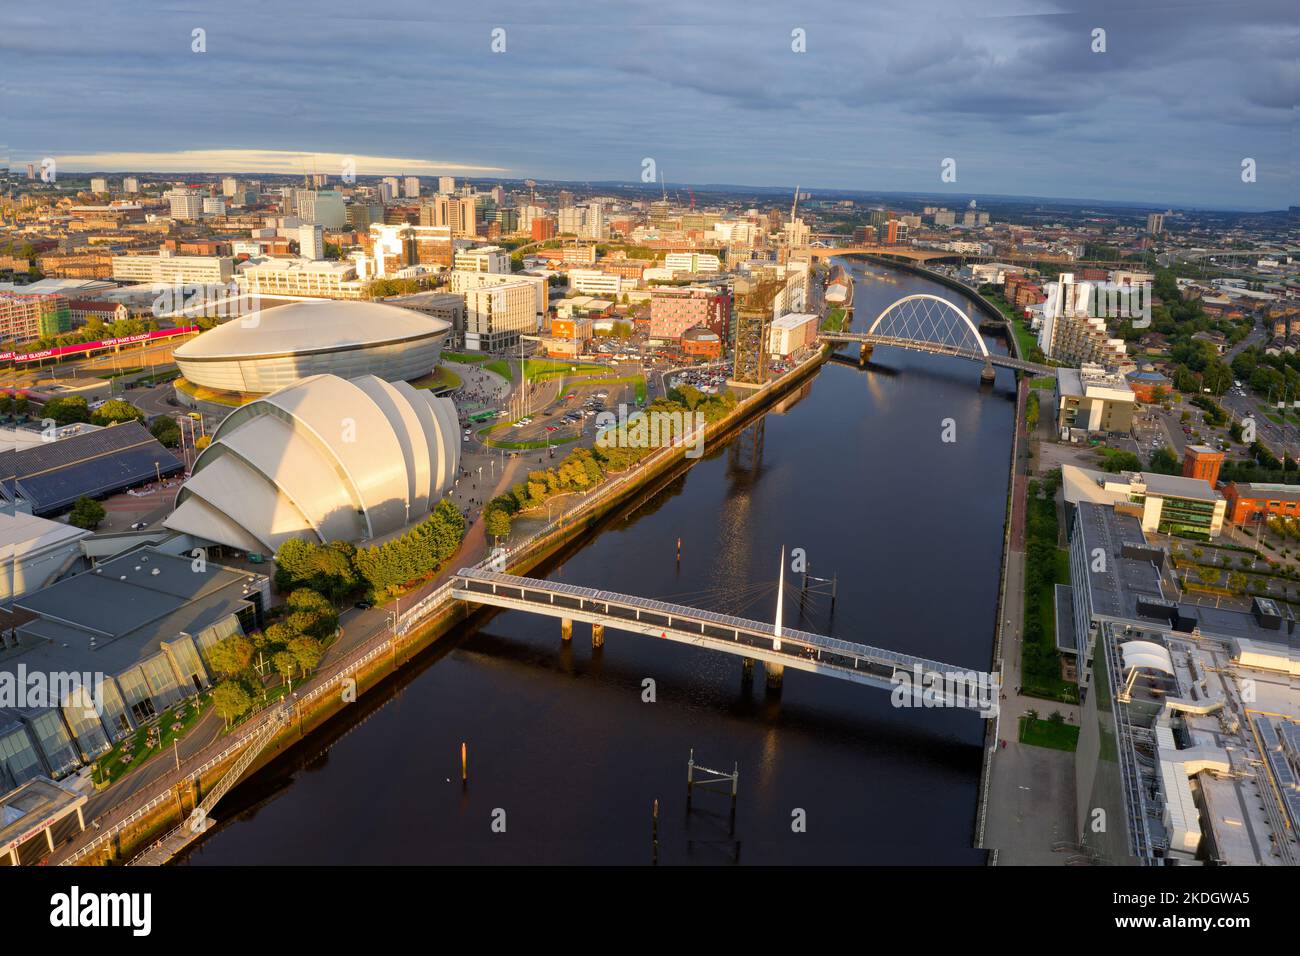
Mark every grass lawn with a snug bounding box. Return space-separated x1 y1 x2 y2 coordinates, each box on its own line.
1030 376 1056 390
582 374 647 403
477 420 583 450
484 359 515 382
411 366 461 391
821 307 847 332
443 351 489 363
1021 491 1080 704
524 359 608 383
1019 716 1080 751
92 695 210 789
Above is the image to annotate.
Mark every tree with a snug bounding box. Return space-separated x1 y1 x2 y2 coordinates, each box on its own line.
1147 446 1179 475
149 416 181 447
207 635 255 676
485 507 511 543
41 396 91 425
90 399 144 426
1100 450 1142 473
211 680 253 729
68 496 106 529
1226 571 1248 595
272 650 298 689
287 636 323 675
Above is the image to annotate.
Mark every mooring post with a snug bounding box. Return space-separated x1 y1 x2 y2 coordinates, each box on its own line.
676 537 682 564
561 618 572 642
652 799 660 866
592 622 604 649
686 748 695 810
830 574 838 615
729 762 739 835
461 741 468 787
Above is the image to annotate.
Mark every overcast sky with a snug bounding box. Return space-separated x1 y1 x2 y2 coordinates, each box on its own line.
5 0 1295 209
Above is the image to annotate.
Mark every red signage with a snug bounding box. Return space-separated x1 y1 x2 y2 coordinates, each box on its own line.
1 325 198 364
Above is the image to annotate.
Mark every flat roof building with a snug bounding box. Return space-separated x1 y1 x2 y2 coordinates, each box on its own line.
1055 364 1136 437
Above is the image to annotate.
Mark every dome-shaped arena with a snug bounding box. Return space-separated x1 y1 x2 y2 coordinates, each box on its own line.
173 300 450 394
164 373 461 553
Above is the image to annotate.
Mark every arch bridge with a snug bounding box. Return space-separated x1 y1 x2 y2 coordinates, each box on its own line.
820 293 1054 378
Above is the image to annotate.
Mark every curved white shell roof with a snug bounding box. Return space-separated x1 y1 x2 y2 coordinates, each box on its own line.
165 373 461 554
174 300 450 360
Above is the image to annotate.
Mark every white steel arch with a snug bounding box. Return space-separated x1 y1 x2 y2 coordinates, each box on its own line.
866 294 988 358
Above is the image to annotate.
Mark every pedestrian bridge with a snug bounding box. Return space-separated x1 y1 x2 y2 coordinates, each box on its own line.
452 568 999 714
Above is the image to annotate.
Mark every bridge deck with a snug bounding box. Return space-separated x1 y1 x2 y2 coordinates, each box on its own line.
821 332 1054 375
453 569 998 712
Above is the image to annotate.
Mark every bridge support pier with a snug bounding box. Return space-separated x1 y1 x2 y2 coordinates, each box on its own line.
741 657 754 684
765 663 784 692
858 342 873 366
980 360 996 384
592 622 604 649
561 618 572 642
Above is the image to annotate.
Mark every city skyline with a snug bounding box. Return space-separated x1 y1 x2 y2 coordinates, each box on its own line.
4 0 1295 210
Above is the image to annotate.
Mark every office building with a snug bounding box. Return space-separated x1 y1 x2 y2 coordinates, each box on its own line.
568 269 622 297
665 252 721 274
235 258 366 299
1222 482 1300 525
110 252 234 286
297 190 346 228
453 245 509 274
768 313 818 357
449 270 546 321
1066 500 1299 865
1062 464 1225 540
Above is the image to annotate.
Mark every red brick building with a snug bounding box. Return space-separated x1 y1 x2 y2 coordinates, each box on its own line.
1182 445 1224 487
1223 482 1300 524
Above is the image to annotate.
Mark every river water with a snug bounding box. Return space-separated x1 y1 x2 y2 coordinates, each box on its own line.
182 259 1015 865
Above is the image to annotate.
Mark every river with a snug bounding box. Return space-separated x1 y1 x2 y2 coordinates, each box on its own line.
180 259 1016 865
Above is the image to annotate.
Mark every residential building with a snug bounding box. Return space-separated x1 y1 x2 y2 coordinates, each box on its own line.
649 286 732 343
0 293 72 342
665 252 721 274
768 313 818 357
236 258 366 299
403 176 421 198
299 223 326 261
1056 364 1137 437
463 281 537 351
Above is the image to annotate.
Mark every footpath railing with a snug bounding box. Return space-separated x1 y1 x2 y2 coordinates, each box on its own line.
57 349 825 865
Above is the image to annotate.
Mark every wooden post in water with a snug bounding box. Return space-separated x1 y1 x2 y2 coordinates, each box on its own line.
461 741 468 787
686 748 695 810
652 799 659 865
676 537 682 564
730 762 739 835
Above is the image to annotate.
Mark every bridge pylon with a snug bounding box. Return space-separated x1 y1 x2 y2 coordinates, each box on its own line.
980 360 996 384
859 341 873 366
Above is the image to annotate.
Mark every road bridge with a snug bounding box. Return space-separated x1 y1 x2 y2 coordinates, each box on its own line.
451 568 999 714
818 293 1054 378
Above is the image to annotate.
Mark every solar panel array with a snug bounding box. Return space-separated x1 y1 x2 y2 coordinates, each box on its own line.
1257 717 1300 837
10 421 184 515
